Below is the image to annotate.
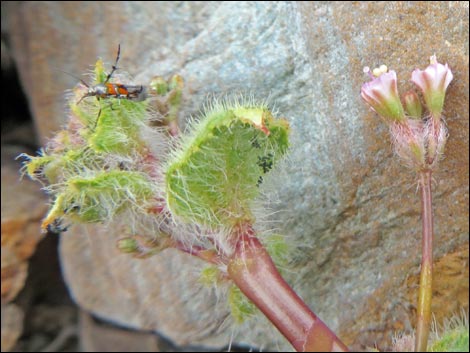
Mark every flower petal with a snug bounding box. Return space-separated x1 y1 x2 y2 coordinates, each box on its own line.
411 56 453 117
361 70 405 122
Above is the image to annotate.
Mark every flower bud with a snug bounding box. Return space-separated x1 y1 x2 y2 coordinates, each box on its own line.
411 55 453 119
361 70 406 122
403 91 423 119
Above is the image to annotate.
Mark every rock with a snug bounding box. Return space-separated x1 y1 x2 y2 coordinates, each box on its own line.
1 144 47 302
1 304 24 352
4 1 468 351
1 245 28 307
1 144 48 350
80 311 160 352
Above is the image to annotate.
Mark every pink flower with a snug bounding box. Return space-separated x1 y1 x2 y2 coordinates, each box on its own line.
361 70 405 122
411 55 453 118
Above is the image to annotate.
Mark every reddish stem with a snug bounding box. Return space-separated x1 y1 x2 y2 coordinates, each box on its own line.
173 241 222 265
227 226 348 352
415 170 434 352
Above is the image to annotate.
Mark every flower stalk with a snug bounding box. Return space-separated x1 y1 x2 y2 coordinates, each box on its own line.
227 226 348 352
361 56 453 352
416 170 434 352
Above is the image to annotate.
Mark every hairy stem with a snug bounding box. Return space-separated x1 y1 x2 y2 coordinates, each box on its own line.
173 241 222 265
227 226 348 352
415 170 433 352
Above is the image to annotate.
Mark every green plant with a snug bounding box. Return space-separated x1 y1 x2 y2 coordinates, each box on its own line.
22 57 348 352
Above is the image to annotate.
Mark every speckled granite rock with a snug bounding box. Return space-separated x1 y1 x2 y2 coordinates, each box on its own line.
4 1 468 351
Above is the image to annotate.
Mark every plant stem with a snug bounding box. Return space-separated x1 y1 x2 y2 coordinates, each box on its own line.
173 241 222 265
227 226 348 352
415 170 434 352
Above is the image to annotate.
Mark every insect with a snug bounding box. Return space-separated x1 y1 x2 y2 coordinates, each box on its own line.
77 44 148 105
